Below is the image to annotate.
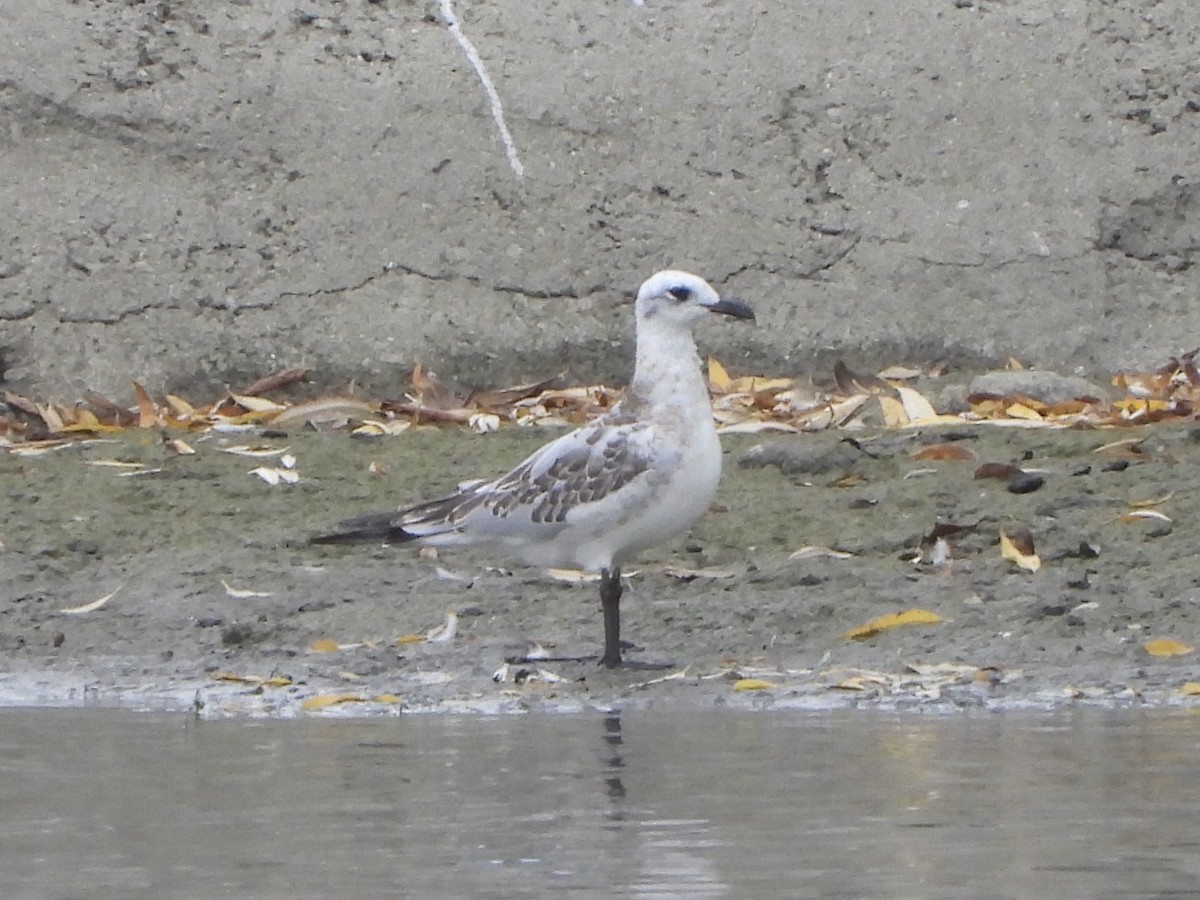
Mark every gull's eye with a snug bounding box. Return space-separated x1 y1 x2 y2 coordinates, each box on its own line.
667 286 692 302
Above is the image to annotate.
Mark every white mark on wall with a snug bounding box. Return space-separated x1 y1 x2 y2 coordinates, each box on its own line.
438 0 524 179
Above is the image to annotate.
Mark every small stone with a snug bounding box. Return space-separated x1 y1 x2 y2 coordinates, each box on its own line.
968 370 1109 405
221 623 253 646
1007 472 1045 494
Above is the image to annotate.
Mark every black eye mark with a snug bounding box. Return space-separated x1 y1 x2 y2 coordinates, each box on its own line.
667 286 692 302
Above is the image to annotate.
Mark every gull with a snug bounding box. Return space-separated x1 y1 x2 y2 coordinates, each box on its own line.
312 270 755 667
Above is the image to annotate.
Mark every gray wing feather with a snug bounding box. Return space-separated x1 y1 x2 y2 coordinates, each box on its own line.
316 413 661 548
400 414 657 541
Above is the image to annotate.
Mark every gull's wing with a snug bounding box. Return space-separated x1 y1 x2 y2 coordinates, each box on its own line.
310 412 664 547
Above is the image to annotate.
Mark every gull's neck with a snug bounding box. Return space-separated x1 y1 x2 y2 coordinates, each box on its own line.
626 315 712 418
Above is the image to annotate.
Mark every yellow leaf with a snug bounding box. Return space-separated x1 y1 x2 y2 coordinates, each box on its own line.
228 392 286 413
732 678 776 692
830 473 866 488
707 357 732 392
999 528 1041 572
395 633 426 645
308 639 341 653
214 672 259 685
741 376 794 393
1005 402 1044 420
1128 491 1175 508
371 694 401 705
1113 398 1169 414
165 394 195 417
1177 682 1200 696
73 408 102 429
845 609 941 640
300 694 365 711
879 394 908 427
1144 639 1194 658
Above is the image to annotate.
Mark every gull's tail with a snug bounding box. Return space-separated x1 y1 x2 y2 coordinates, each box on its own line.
309 511 417 545
310 493 468 546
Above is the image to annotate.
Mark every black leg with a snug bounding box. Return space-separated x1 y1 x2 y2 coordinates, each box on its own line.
599 567 623 668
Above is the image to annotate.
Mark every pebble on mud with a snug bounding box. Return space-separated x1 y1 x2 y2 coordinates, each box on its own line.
221 623 254 646
1007 472 1045 494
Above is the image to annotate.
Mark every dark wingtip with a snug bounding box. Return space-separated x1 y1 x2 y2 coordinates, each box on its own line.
309 512 416 546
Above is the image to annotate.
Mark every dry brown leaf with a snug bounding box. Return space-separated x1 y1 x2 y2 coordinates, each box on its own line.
3 391 40 417
60 587 120 615
1116 510 1172 524
1127 491 1175 508
659 564 739 580
974 462 1024 480
38 403 65 433
911 443 977 461
132 381 158 428
271 397 378 427
877 365 924 381
221 580 272 599
468 374 561 410
86 459 146 469
239 367 310 396
788 545 854 561
833 360 890 393
213 672 293 687
229 393 286 414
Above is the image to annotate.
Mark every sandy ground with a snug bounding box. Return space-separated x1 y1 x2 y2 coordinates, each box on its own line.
2 392 1199 715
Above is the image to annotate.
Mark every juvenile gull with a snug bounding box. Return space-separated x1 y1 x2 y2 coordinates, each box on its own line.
312 270 755 666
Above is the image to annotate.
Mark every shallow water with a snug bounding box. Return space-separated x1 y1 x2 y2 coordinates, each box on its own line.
2 709 1198 899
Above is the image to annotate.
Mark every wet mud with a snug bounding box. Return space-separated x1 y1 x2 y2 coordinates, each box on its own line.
2 415 1199 715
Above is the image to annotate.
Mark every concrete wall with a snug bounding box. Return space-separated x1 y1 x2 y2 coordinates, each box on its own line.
2 0 1198 398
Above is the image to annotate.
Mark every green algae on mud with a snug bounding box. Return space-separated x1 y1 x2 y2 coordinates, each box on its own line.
1 421 1199 714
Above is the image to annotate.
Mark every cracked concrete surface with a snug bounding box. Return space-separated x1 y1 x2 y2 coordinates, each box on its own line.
2 0 1200 398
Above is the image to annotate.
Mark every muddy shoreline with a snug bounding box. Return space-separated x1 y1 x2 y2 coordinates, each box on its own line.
3 407 1198 716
